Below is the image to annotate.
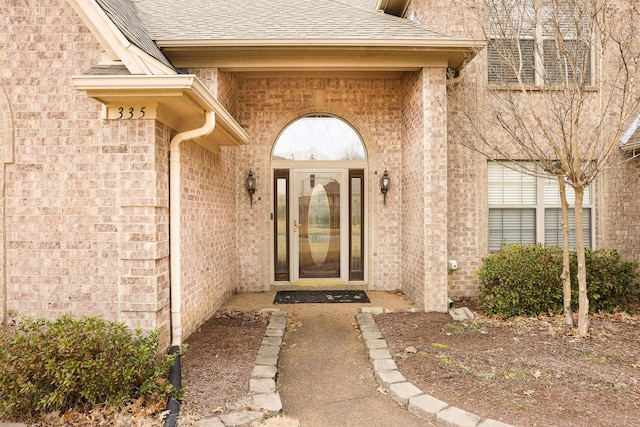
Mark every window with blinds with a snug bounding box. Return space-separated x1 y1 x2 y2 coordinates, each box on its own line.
486 0 592 85
488 162 593 251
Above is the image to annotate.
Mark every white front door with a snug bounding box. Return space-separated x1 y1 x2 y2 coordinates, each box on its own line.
292 169 347 283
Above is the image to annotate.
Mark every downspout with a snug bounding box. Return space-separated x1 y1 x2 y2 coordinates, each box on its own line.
446 68 465 85
165 111 216 427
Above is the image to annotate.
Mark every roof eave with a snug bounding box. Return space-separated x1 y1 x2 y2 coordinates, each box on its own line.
71 74 250 150
157 39 485 72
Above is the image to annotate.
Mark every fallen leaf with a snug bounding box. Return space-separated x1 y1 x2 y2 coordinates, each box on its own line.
523 390 535 396
532 370 542 379
377 387 388 395
405 345 417 353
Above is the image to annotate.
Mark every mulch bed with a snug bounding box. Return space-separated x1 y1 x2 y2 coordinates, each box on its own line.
376 309 640 426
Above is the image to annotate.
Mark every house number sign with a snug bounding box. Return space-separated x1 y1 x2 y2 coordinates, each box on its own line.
105 105 157 120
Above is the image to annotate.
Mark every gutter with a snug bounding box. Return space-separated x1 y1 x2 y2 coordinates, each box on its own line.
446 68 465 85
165 110 217 427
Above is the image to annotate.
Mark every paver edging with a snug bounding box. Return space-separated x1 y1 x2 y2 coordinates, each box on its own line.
358 309 515 427
197 310 287 427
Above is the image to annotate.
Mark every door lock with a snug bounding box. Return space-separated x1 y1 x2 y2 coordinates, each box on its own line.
293 220 297 232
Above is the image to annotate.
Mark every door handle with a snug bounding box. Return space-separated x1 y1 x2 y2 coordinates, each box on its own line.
294 220 297 232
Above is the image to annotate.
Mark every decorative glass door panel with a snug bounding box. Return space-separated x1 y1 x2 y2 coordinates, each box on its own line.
296 172 341 278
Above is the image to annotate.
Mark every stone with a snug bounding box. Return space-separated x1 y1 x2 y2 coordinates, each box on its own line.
448 307 475 321
258 345 280 357
254 354 279 366
219 410 264 427
265 328 284 337
195 418 225 427
261 336 282 347
250 378 276 394
373 358 398 371
408 394 449 423
358 322 379 333
369 348 392 360
365 339 388 349
388 382 423 405
478 419 515 427
251 364 277 379
362 330 382 340
356 313 373 322
436 406 482 427
375 369 407 388
251 392 283 413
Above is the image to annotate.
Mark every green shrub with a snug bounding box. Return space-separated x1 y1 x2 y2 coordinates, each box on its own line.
478 244 639 318
579 248 640 312
0 316 178 418
478 244 564 317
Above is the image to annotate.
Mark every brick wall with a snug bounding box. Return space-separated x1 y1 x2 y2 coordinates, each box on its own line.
2 0 112 321
0 0 174 345
232 77 403 292
179 139 237 340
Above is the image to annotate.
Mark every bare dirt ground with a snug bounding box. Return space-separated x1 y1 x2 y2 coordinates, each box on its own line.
181 299 640 427
376 304 640 427
180 309 269 419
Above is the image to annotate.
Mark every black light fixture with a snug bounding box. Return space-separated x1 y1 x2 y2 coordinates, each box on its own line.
380 168 390 204
245 169 256 205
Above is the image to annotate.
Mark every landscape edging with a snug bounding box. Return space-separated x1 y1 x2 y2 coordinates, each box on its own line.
357 310 514 427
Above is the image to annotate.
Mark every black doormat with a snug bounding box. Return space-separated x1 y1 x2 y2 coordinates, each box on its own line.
273 290 370 304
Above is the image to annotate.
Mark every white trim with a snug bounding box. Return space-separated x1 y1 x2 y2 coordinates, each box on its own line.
67 0 175 75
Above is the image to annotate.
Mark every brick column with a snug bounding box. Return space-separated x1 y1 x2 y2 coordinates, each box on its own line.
401 68 449 312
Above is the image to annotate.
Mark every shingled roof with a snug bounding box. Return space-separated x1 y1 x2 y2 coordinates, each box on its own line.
94 0 173 69
134 0 454 43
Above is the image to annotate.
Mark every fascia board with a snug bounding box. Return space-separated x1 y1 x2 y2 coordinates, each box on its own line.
67 0 175 76
72 74 250 148
155 38 485 49
159 40 485 71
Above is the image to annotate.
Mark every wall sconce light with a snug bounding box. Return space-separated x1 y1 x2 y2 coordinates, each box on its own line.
380 168 390 204
245 169 256 206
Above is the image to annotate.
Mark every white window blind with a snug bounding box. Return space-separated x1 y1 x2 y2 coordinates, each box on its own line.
488 162 536 205
486 0 592 85
545 208 592 248
488 161 593 251
489 208 536 250
543 176 591 205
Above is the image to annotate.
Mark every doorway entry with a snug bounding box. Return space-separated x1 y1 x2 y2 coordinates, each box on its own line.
271 115 367 285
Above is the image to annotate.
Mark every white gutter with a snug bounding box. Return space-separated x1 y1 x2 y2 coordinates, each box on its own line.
169 111 216 347
446 68 465 85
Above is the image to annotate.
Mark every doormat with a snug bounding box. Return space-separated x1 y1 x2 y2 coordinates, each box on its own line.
273 290 370 304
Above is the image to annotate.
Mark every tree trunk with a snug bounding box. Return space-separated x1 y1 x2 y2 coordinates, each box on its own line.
558 178 573 326
575 186 589 336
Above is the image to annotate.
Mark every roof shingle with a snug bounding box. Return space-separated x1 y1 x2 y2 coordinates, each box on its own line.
133 0 454 43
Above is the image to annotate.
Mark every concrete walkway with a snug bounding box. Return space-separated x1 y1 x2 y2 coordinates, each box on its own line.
222 289 513 427
276 304 430 427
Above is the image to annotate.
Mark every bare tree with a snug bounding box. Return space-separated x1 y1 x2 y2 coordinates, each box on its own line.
453 0 640 335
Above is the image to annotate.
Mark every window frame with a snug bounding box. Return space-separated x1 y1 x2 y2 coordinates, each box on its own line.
486 2 593 87
487 161 595 251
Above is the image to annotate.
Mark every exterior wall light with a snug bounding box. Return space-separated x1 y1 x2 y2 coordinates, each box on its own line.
380 168 390 204
245 169 256 206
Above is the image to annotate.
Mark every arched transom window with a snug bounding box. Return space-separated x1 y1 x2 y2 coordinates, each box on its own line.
272 115 366 161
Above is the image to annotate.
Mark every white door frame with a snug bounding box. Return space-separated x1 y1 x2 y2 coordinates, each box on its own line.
291 168 349 284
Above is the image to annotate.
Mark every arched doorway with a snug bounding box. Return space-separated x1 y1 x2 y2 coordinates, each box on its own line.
271 115 367 285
